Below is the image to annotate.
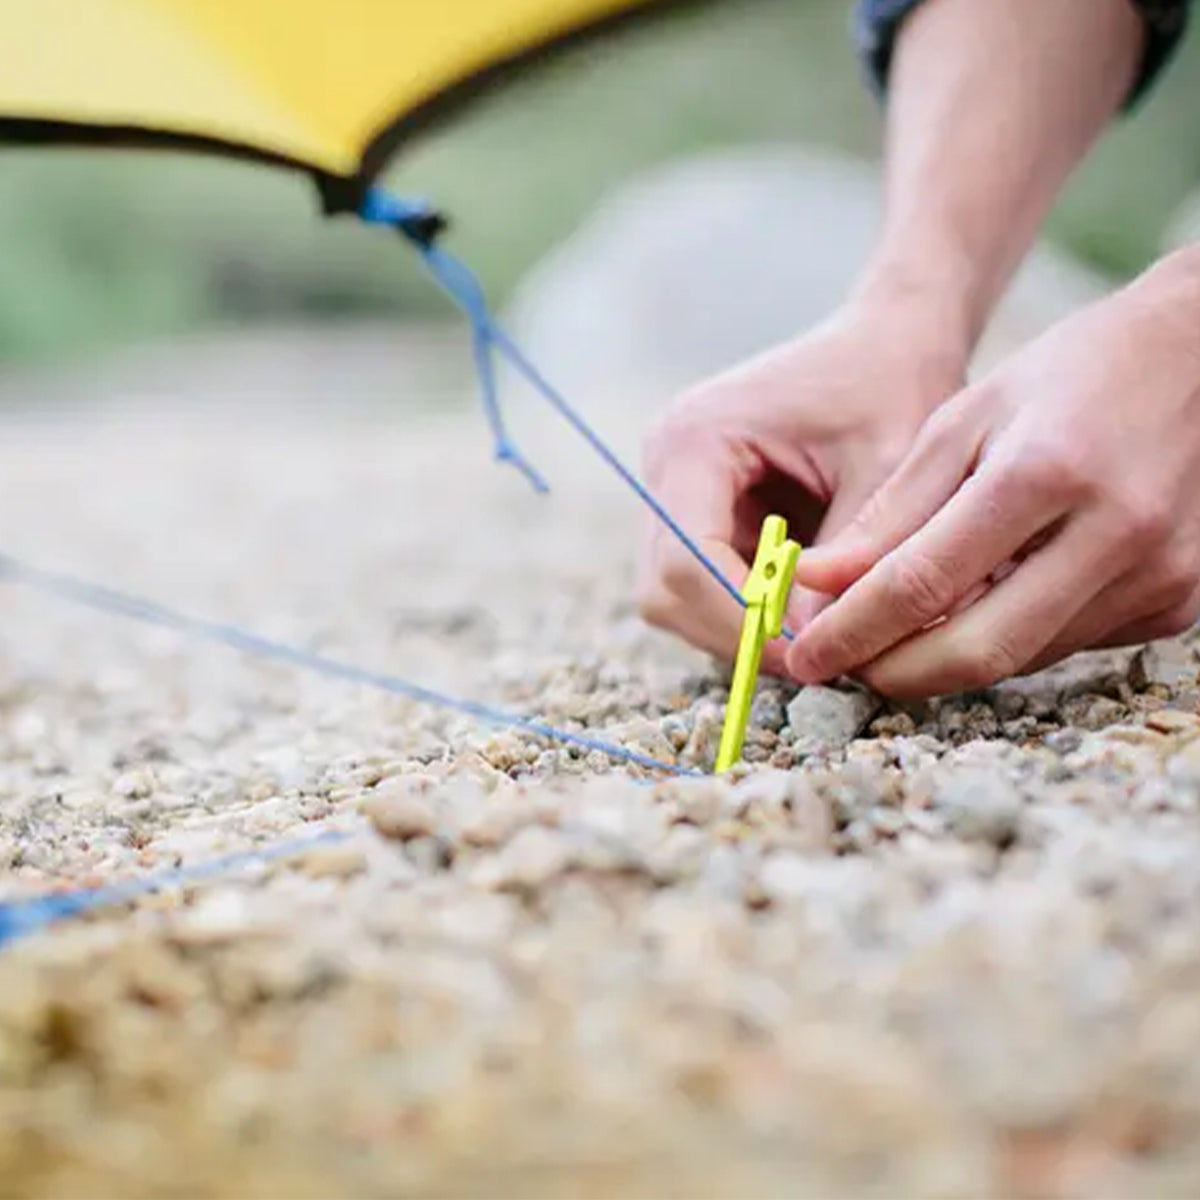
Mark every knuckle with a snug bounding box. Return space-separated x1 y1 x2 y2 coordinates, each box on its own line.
927 386 979 437
636 549 700 630
844 491 888 541
900 403 964 468
635 580 675 631
1011 443 1089 504
656 552 700 605
882 551 958 626
1109 491 1174 550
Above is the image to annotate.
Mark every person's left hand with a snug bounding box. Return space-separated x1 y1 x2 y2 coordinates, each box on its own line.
786 248 1200 699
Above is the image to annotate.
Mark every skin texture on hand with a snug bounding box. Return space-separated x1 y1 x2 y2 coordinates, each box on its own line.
635 0 1146 689
636 301 965 677
788 246 1200 699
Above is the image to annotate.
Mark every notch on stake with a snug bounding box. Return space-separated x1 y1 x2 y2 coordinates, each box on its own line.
715 515 801 773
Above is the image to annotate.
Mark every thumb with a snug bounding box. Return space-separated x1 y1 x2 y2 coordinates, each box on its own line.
793 410 981 596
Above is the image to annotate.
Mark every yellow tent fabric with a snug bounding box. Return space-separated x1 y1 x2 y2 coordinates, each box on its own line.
0 0 669 211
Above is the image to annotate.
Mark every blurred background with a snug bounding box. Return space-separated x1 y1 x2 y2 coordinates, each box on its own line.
1 0 1200 377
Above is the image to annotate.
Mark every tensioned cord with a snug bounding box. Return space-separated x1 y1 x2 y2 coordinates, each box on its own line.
1 186 788 947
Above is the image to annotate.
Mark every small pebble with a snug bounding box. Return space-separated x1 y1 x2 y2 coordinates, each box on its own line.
932 767 1023 848
787 686 881 758
364 785 439 842
1131 642 1199 691
870 711 918 739
1060 693 1128 732
485 825 571 891
297 845 366 880
1146 709 1200 736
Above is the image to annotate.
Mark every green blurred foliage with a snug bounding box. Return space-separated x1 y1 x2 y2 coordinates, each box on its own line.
1048 23 1200 276
0 0 1197 364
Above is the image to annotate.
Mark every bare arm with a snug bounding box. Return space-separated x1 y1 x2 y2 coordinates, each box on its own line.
854 0 1145 355
636 0 1161 680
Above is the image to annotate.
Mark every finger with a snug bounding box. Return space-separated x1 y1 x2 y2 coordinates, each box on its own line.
860 511 1123 699
793 403 985 596
787 459 1073 685
643 425 751 559
784 584 830 634
638 421 757 632
640 526 746 651
1024 572 1200 674
643 417 829 675
641 523 799 679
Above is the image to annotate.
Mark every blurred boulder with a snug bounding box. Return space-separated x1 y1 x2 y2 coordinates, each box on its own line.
505 145 1110 417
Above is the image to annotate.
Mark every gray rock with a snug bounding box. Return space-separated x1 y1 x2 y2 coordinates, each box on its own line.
682 702 723 770
869 710 918 739
646 824 709 885
1131 641 1199 692
364 782 439 842
936 701 1000 742
406 835 454 873
474 825 572 892
1059 694 1129 732
750 688 789 732
1044 728 1083 755
931 767 1023 848
787 686 881 758
758 851 819 902
1145 709 1200 736
700 844 747 900
725 770 794 822
988 649 1134 718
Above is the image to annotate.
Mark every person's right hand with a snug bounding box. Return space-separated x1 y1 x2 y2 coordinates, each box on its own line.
636 296 968 676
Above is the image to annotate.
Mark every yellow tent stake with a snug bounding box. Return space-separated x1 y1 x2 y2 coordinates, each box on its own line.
715 515 801 773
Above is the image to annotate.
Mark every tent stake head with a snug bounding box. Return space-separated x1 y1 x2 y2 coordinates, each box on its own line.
715 515 801 773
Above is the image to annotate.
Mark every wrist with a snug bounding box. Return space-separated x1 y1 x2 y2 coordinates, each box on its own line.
839 258 977 418
849 252 982 369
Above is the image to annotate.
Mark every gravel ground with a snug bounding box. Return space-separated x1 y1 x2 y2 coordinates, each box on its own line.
2 330 1200 1198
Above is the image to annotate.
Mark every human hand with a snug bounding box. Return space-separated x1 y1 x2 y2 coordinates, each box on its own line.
788 249 1200 698
636 298 967 676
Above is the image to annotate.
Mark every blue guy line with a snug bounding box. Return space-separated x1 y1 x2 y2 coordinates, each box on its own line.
0 553 695 779
0 546 695 949
0 549 693 946
0 829 352 950
0 188 766 949
356 189 805 641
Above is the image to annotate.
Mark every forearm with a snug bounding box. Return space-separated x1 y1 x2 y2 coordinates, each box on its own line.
854 0 1144 357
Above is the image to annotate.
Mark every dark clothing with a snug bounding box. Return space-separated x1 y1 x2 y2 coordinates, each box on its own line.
854 0 1190 109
